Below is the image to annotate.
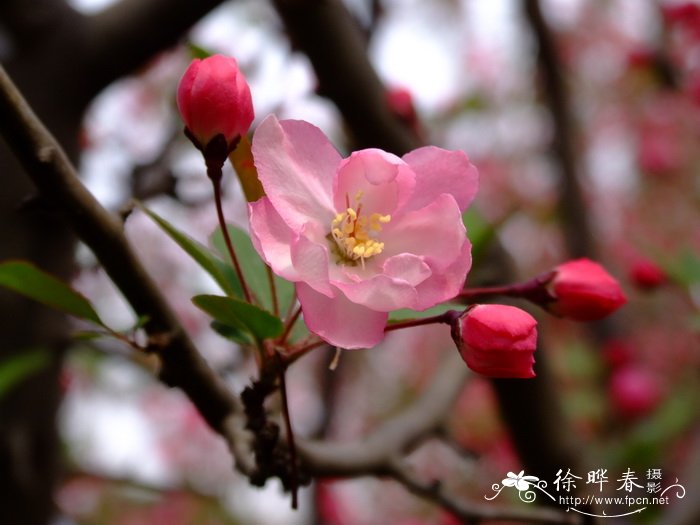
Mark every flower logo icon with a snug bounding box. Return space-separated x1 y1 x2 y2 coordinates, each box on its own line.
502 471 540 491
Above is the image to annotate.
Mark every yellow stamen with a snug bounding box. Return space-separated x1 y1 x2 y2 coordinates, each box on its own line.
329 195 391 266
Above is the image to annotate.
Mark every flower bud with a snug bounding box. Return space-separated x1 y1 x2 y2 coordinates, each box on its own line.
628 258 667 291
177 54 254 151
609 367 661 419
452 304 537 379
547 258 626 321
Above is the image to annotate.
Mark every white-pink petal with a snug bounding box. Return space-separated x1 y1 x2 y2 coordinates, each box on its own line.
332 149 415 216
296 282 388 349
382 193 466 272
382 253 432 287
290 232 334 297
248 198 299 282
333 272 418 311
252 115 339 230
411 240 471 311
402 146 479 213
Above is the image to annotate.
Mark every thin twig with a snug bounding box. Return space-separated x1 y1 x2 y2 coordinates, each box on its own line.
212 177 253 304
266 266 279 317
276 356 299 509
280 305 302 344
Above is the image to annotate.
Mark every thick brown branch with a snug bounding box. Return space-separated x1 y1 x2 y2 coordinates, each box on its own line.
0 64 253 472
523 0 595 259
272 0 419 154
84 0 226 98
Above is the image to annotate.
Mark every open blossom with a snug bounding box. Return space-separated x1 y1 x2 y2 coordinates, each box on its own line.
249 115 478 348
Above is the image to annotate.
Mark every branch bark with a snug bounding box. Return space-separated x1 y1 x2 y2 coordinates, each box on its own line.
83 0 227 99
272 0 419 154
523 0 595 260
0 63 249 456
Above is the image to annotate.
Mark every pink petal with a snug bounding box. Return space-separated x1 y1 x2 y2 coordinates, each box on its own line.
296 282 388 349
290 231 334 297
382 193 466 272
382 253 432 287
412 239 472 310
252 115 339 230
402 146 479 213
333 272 419 311
333 149 414 216
248 197 299 281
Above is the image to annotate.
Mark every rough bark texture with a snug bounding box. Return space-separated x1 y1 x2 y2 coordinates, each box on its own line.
0 1 225 523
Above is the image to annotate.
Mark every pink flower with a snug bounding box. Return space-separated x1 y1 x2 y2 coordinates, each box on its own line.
177 55 254 149
451 304 537 379
628 258 667 291
609 367 662 419
547 259 627 321
249 116 478 348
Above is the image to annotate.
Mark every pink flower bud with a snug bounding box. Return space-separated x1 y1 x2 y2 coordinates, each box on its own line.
601 338 635 369
547 259 626 321
628 258 667 291
386 87 419 131
609 367 662 419
452 304 537 379
177 55 254 150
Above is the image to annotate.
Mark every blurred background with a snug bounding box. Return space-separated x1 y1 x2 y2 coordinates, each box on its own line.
1 0 699 524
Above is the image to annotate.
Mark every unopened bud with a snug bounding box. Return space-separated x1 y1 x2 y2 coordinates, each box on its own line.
451 304 537 379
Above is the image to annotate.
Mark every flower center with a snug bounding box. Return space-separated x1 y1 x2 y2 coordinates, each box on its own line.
329 192 391 267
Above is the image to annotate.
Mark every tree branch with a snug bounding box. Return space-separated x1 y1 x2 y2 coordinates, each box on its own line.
523 0 595 259
0 63 254 475
272 0 419 154
83 0 227 98
298 353 468 476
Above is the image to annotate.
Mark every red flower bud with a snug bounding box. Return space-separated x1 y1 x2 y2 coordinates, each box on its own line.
609 367 661 419
386 87 419 131
547 259 626 321
601 338 635 369
628 258 667 291
177 55 254 150
452 304 537 379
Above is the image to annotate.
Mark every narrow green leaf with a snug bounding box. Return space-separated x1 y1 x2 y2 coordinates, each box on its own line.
187 42 215 60
389 302 462 322
0 349 50 399
0 261 103 325
140 205 240 297
193 294 284 342
210 225 295 313
463 208 495 265
210 320 254 345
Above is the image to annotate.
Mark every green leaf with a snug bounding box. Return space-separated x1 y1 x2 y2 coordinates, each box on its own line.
389 302 462 322
0 349 50 399
193 294 284 342
0 261 103 325
139 205 240 297
210 224 295 314
187 42 215 60
463 208 495 265
665 248 700 286
210 320 254 346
